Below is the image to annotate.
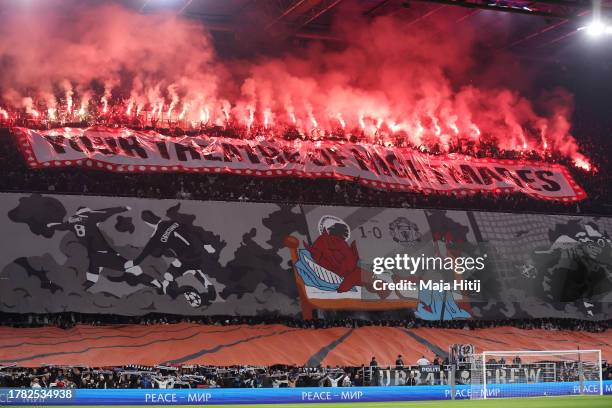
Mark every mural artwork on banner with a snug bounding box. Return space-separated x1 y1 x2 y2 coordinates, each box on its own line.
0 193 610 319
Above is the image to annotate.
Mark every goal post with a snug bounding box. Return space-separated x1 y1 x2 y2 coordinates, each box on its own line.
470 349 603 399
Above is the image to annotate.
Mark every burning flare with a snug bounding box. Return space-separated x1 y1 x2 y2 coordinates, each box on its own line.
0 2 593 172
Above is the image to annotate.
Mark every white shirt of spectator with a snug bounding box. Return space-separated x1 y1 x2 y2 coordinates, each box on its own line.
153 377 176 389
417 357 430 366
328 375 342 387
272 379 288 388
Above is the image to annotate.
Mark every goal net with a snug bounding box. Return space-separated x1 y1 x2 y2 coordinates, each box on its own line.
470 349 603 399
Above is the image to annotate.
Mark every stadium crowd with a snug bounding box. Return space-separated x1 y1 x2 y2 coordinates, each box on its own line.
0 126 610 216
0 365 359 389
2 360 611 389
1 312 609 333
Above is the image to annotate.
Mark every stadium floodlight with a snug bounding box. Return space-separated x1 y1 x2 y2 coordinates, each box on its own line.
578 20 612 37
470 349 603 400
585 21 607 37
581 0 612 37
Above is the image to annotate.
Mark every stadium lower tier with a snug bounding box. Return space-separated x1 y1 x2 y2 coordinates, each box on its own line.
0 323 609 366
1 385 611 405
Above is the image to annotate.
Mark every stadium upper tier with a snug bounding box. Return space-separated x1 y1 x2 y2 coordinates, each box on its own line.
0 128 609 215
0 323 609 367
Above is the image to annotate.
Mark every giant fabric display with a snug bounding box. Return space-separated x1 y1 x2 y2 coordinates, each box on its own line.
2 324 609 366
0 192 610 320
13 127 586 201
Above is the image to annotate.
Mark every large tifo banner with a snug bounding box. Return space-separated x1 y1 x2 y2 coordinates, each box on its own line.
1 381 610 405
0 192 610 320
12 127 586 202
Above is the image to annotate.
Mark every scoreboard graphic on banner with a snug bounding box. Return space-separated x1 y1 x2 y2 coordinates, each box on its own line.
0 192 609 320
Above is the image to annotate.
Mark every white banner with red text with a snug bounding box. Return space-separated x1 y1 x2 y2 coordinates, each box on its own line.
12 127 586 202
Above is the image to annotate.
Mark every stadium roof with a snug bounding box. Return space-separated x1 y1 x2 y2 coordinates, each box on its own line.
128 0 612 55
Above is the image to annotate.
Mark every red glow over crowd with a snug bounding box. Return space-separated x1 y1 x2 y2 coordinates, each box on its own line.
0 3 596 173
0 99 594 173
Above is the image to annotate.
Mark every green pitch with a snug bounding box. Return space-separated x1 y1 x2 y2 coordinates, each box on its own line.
46 395 611 408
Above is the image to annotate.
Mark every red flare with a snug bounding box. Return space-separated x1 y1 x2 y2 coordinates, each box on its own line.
336 113 345 129
179 103 188 120
264 109 272 128
200 107 209 123
574 157 594 172
247 107 254 129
